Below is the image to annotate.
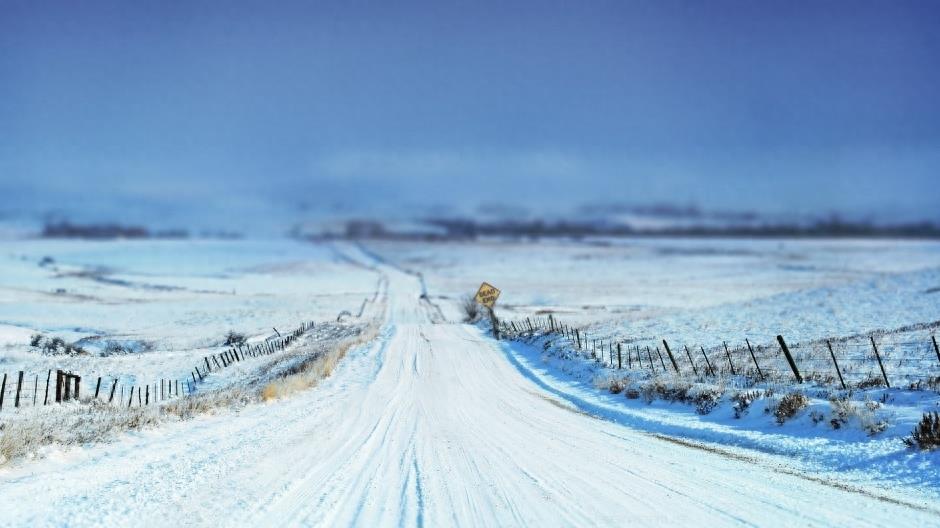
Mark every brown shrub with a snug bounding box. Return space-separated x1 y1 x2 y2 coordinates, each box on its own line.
774 392 809 424
904 412 940 450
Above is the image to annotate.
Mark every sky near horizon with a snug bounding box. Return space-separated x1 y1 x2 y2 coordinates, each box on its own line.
1 0 939 221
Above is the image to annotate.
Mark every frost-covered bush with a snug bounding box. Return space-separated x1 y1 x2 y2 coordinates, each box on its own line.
634 378 723 414
731 390 762 419
608 379 625 394
104 341 128 355
593 374 628 394
904 412 940 450
224 330 247 346
908 377 940 391
691 386 723 415
821 396 888 434
460 294 480 323
29 334 86 356
857 376 885 389
828 396 853 429
773 392 809 424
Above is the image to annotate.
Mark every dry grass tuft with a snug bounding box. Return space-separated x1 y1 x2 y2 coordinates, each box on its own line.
260 324 379 402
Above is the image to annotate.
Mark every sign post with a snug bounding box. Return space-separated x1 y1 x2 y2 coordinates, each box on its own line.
474 282 501 339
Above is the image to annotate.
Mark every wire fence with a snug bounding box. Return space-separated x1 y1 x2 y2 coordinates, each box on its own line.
501 315 940 390
0 321 315 413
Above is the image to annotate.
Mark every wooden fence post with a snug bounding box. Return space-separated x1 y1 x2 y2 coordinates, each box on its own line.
145 384 149 405
33 374 38 405
869 336 890 388
0 373 6 410
776 335 803 383
56 370 63 402
932 336 940 367
94 377 102 399
826 340 846 390
128 386 134 407
63 373 71 401
645 346 655 371
205 357 211 372
723 342 736 376
684 345 698 375
617 343 622 369
575 330 581 350
662 340 680 374
74 375 80 400
744 339 764 380
109 379 118 403
44 370 51 405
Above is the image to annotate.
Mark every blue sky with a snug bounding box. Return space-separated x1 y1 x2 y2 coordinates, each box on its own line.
1 0 938 222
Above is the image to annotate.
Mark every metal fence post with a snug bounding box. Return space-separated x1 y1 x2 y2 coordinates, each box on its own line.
826 340 846 390
744 339 764 380
869 336 890 388
776 335 803 383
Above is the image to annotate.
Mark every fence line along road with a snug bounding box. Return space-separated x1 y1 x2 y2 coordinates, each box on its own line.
0 321 314 414
501 315 940 390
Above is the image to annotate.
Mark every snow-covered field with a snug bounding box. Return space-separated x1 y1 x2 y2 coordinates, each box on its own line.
0 239 379 409
370 237 940 325
1 236 939 526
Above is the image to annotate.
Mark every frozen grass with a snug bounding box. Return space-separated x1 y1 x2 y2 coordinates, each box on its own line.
0 389 254 465
260 322 380 401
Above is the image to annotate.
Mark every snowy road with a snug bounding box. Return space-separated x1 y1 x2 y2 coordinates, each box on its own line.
0 266 937 527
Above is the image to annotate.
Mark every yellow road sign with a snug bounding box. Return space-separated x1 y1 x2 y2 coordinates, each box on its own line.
474 282 501 308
